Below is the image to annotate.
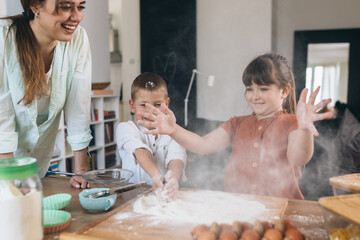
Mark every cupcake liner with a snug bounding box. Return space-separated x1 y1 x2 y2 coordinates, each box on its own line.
42 193 71 210
43 210 71 234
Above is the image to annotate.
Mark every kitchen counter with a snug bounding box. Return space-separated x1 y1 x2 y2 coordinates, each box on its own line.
42 176 328 240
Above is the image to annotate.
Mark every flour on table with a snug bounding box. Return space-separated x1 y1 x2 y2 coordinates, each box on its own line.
133 190 269 224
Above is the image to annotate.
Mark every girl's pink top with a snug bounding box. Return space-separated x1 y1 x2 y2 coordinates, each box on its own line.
221 110 304 200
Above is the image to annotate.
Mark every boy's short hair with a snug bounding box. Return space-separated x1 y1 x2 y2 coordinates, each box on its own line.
131 72 168 100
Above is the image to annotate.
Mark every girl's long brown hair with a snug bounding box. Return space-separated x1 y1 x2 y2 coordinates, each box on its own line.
2 0 50 106
242 53 297 114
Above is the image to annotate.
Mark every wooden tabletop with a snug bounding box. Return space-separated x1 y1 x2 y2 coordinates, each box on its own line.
42 176 328 240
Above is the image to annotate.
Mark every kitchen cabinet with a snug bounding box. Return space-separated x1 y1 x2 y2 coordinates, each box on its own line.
50 95 120 172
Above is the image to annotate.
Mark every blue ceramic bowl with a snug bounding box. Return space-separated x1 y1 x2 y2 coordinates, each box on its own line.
79 188 117 213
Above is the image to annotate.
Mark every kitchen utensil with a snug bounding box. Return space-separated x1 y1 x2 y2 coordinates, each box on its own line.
79 188 117 212
47 169 134 187
87 181 147 198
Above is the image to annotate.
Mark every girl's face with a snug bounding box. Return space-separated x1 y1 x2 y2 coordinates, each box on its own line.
31 0 86 44
245 83 289 119
129 88 170 129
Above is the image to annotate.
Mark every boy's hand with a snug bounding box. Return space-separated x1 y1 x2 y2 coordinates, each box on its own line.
138 103 176 135
151 174 165 192
164 170 179 201
296 87 332 136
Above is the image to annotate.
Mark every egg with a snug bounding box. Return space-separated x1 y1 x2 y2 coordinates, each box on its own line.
219 230 238 240
241 229 260 240
198 230 217 240
232 221 243 236
263 228 283 240
220 223 232 232
283 219 295 230
241 222 253 231
253 220 264 236
284 228 304 240
274 221 286 234
210 222 221 237
262 221 274 230
192 224 209 239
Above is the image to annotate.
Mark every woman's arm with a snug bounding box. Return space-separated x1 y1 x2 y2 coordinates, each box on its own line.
70 148 89 188
0 152 14 159
287 87 332 166
64 29 92 188
138 103 231 155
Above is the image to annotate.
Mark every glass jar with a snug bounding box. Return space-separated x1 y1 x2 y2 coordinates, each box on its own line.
0 157 43 240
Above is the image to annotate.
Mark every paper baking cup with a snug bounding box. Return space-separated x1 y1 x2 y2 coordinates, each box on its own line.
43 210 71 234
43 193 71 210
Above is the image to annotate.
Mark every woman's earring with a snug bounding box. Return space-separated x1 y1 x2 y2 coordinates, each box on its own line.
35 12 39 18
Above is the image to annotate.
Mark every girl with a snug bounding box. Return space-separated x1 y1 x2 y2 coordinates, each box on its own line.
0 0 92 188
138 53 332 199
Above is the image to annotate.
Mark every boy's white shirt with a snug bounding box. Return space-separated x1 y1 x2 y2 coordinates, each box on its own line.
116 120 187 185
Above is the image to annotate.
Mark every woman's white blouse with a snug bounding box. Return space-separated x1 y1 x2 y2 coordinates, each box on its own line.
0 20 92 177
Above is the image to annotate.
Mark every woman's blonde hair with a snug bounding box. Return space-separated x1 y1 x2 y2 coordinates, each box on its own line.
242 53 296 114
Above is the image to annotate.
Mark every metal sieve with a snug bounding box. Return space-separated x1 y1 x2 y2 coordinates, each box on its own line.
47 169 134 185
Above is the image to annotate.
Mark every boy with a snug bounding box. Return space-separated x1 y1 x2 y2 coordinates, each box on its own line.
116 72 186 200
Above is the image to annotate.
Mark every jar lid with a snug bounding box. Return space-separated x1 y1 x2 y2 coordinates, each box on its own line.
0 157 38 180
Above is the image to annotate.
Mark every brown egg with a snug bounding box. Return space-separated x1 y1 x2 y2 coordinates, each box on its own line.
283 219 295 230
262 221 273 230
274 221 286 234
263 228 283 240
232 221 243 236
241 229 260 240
220 223 232 232
284 228 304 240
241 222 253 231
219 230 238 240
253 220 264 236
210 222 221 237
192 224 209 239
198 230 217 240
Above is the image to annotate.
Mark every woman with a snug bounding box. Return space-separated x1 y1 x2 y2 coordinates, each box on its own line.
0 0 92 188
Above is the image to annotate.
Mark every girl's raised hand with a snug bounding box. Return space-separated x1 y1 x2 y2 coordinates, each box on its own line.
296 86 332 136
138 103 177 135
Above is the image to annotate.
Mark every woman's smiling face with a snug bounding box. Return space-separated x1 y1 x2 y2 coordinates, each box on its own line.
31 0 86 43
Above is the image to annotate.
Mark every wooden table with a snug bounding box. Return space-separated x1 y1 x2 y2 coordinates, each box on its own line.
42 176 328 240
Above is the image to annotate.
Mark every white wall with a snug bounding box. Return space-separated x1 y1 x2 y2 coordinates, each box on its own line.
0 0 6 17
273 0 360 68
109 0 122 99
5 0 20 16
197 0 272 121
109 0 140 121
80 1 110 83
108 0 271 122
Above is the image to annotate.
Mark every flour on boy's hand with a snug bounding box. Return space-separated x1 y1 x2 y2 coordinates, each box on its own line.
155 188 173 202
